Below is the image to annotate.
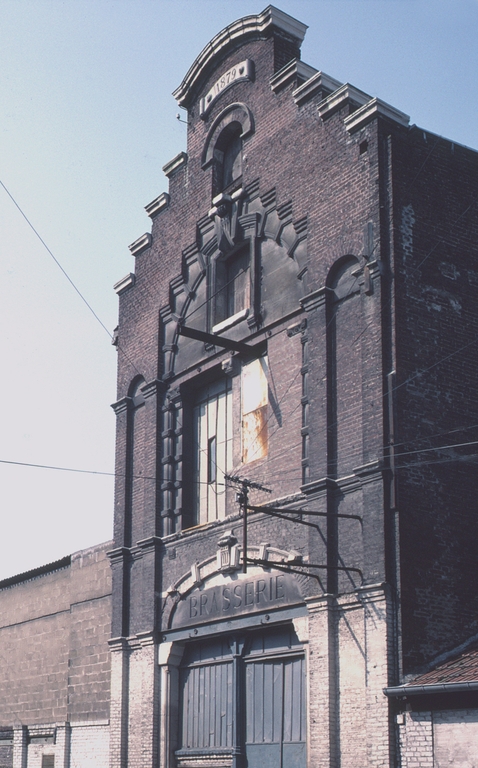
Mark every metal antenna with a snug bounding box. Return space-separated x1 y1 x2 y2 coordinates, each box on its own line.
225 475 271 573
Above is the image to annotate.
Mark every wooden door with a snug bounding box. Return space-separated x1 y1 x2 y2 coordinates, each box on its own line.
245 655 306 768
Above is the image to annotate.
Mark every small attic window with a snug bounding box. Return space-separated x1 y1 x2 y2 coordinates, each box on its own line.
213 122 243 194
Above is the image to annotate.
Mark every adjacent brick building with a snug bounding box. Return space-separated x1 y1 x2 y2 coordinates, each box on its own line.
1 6 478 767
0 543 112 768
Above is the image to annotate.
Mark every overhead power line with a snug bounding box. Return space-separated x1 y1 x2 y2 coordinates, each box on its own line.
1 179 113 341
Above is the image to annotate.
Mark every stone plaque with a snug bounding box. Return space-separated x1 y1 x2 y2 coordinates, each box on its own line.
172 571 303 628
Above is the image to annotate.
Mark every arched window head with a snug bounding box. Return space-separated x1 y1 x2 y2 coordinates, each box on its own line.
129 376 145 408
213 122 243 195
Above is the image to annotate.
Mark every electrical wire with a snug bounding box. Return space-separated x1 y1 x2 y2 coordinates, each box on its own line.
1 180 113 341
3 157 477 504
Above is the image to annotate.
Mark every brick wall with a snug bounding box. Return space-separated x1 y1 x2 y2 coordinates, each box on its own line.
0 542 112 728
391 128 478 671
398 708 478 767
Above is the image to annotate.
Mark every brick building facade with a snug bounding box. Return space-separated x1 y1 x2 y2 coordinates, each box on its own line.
0 543 112 768
1 6 478 768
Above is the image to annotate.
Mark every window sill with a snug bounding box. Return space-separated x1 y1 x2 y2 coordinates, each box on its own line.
212 308 249 335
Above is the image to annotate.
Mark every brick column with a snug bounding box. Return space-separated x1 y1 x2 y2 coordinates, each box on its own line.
306 596 337 768
55 723 71 768
109 638 130 768
141 380 165 538
158 642 184 768
300 288 329 481
12 726 27 768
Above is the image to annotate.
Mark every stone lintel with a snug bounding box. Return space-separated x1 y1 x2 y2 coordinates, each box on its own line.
69 720 109 729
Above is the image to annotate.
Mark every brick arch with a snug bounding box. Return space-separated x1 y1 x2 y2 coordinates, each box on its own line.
201 102 254 170
326 254 360 297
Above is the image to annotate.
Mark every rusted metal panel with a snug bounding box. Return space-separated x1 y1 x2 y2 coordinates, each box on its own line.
242 359 269 463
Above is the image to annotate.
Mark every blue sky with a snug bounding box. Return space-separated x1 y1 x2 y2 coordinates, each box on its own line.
1 0 477 579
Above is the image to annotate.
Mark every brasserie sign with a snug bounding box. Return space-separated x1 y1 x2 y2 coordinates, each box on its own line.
172 571 303 628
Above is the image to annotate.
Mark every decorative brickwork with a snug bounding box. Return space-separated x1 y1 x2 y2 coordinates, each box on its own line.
1 5 478 767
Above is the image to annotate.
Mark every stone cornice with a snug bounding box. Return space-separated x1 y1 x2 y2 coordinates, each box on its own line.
318 83 371 120
301 476 338 496
293 70 342 106
107 547 131 565
141 379 166 400
113 273 135 295
128 233 152 257
108 636 130 652
270 58 318 94
345 97 410 133
353 459 383 483
145 192 170 219
136 536 163 554
300 287 329 312
173 6 307 109
110 397 131 415
162 152 188 178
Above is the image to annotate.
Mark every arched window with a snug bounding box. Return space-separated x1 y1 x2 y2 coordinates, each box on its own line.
213 122 243 194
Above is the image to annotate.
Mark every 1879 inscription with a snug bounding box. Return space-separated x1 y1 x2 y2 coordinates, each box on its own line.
172 572 303 629
199 59 254 117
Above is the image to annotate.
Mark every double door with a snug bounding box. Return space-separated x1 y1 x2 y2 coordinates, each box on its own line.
179 627 306 768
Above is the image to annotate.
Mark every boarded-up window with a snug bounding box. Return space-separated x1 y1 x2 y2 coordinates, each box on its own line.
193 379 232 524
242 358 268 464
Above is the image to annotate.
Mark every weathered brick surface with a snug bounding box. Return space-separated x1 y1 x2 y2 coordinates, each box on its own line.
399 711 434 768
70 723 110 768
1 7 477 768
0 542 112 727
108 8 478 768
